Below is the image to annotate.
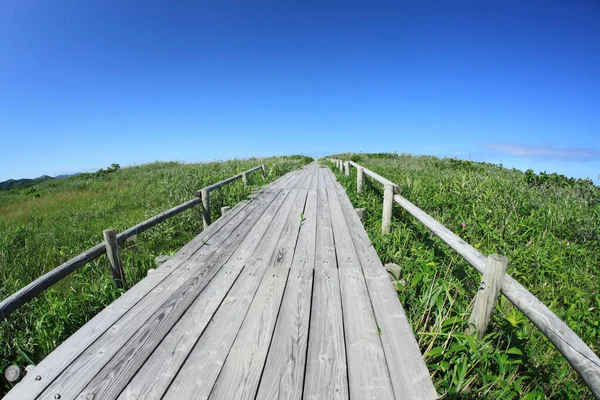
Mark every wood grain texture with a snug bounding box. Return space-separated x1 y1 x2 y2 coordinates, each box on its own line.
36 190 285 400
392 193 600 397
327 188 394 399
3 188 268 400
256 190 317 400
75 190 295 400
314 188 336 270
467 254 509 339
118 191 302 400
103 229 126 287
327 172 437 399
356 167 364 193
163 190 305 400
381 184 394 236
304 268 348 400
208 268 290 400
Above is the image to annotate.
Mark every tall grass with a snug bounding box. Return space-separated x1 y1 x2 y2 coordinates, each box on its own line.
327 153 598 399
0 155 311 395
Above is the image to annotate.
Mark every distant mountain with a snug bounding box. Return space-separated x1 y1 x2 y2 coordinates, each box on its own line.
0 175 55 191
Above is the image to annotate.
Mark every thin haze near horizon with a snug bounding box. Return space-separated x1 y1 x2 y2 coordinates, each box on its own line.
1 1 599 182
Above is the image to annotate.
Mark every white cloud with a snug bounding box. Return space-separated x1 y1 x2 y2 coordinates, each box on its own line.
485 143 600 161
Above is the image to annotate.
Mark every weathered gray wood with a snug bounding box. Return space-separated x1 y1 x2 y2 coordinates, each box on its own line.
355 208 365 221
155 255 169 267
357 166 364 193
3 188 268 400
381 184 394 235
467 254 509 339
117 197 202 243
0 242 106 321
304 268 348 400
339 160 343 172
328 187 394 399
209 268 291 399
242 171 248 185
221 206 231 216
256 189 317 399
163 190 306 400
35 190 284 400
304 188 348 399
344 161 350 176
117 190 300 400
326 172 437 399
348 161 396 187
103 229 126 288
385 263 402 280
392 193 600 398
261 164 267 179
200 188 211 229
5 365 21 386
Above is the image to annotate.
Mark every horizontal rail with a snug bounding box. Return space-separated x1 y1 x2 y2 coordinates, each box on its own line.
196 165 263 194
334 159 600 398
0 165 265 322
347 160 397 187
393 194 600 397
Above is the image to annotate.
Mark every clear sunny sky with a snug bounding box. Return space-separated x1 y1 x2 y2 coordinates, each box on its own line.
1 1 599 182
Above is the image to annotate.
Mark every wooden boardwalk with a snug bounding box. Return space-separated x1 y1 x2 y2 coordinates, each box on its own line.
5 163 436 400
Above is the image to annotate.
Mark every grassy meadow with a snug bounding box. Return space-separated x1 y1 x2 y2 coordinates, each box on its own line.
326 153 599 399
0 155 311 395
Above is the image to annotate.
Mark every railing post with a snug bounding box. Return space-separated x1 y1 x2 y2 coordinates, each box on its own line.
357 167 364 193
344 161 350 176
261 164 266 179
200 188 211 229
339 160 343 173
467 254 509 339
382 184 394 235
242 171 248 185
103 228 126 288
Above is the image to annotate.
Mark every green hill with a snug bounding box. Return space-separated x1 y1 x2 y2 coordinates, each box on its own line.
0 175 54 191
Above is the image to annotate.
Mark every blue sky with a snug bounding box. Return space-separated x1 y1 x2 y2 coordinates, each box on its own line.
1 1 599 182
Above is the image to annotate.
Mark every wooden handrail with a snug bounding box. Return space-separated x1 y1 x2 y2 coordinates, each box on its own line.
0 165 266 321
335 159 600 398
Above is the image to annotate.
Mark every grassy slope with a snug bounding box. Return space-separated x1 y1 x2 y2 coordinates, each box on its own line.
0 156 311 395
326 153 598 399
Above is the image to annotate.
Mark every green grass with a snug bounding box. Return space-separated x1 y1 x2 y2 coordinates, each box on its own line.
326 153 599 399
0 155 311 395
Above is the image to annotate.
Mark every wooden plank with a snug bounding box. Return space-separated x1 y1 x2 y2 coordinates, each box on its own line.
391 194 600 396
303 188 348 399
208 268 291 399
3 188 268 400
318 168 329 189
327 188 394 399
304 268 348 400
163 189 306 400
327 176 437 399
117 191 304 400
255 189 317 400
36 190 286 400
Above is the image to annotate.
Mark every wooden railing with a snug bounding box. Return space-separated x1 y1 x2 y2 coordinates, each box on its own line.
0 165 266 322
329 158 600 399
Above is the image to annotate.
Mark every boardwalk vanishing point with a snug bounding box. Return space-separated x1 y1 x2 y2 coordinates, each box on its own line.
4 163 437 400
